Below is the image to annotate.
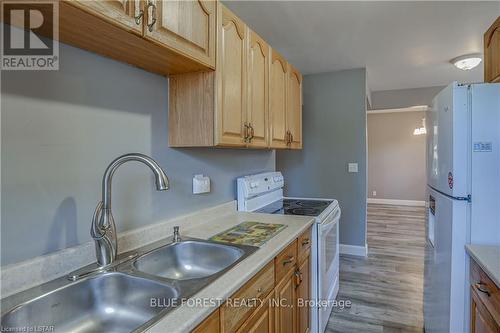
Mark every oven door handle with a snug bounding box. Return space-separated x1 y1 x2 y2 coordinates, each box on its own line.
320 208 341 229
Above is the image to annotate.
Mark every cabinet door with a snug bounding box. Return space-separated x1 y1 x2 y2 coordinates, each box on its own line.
192 309 220 333
215 3 247 147
246 29 269 148
296 254 311 333
236 294 274 333
484 17 500 83
471 287 500 333
287 64 303 149
269 50 289 149
70 0 143 35
144 0 216 68
275 271 296 333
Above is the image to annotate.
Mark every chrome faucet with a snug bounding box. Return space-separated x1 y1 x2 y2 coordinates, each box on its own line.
91 153 169 267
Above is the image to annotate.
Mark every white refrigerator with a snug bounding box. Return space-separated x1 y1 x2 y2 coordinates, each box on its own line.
424 82 500 333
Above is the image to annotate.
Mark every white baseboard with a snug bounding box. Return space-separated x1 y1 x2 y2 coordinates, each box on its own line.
367 198 426 207
340 243 368 257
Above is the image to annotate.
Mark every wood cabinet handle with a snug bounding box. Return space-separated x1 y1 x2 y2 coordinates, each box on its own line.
134 10 144 25
285 130 292 146
294 269 303 287
244 122 250 142
475 282 491 297
249 124 255 141
146 1 157 32
282 255 294 265
301 239 310 246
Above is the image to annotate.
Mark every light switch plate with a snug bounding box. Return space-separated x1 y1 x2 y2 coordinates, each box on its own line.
348 163 358 173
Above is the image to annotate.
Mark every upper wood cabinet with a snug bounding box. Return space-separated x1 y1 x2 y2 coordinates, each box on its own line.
168 2 302 149
215 4 247 146
246 29 270 148
69 0 144 35
31 1 215 76
287 64 303 149
484 16 500 83
144 0 216 68
269 50 289 149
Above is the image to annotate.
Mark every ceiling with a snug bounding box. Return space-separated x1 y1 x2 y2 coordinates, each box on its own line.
223 1 500 91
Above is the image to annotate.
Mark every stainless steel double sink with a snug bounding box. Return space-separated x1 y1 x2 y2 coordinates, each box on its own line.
1 238 258 333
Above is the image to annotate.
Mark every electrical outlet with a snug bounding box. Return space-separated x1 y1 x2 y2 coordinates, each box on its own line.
193 174 210 194
348 163 358 173
372 191 377 197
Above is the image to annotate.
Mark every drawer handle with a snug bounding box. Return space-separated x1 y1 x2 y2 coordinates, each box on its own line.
475 283 491 297
294 270 303 286
301 239 310 246
282 256 294 265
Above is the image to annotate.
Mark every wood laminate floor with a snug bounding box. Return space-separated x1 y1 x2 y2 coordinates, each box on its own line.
326 204 426 333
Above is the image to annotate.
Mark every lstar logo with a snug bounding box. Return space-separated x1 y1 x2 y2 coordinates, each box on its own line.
1 1 59 70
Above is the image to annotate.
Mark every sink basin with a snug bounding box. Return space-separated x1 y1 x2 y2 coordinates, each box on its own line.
134 240 245 280
1 272 178 333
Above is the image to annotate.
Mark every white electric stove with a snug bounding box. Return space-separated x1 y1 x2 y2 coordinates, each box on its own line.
237 172 340 333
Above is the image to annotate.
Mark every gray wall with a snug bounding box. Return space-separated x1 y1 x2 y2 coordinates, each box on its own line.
367 111 427 201
370 86 444 110
277 69 367 247
1 43 275 266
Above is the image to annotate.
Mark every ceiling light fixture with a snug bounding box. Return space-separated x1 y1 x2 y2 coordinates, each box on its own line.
451 53 482 71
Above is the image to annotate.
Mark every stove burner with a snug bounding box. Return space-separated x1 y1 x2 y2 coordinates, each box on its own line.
286 207 321 216
295 200 329 208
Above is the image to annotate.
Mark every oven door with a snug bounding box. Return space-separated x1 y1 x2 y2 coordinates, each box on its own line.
318 206 341 332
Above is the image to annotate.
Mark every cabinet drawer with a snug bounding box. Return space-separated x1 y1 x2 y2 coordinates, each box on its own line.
470 259 500 327
275 240 298 284
221 262 274 333
298 227 312 261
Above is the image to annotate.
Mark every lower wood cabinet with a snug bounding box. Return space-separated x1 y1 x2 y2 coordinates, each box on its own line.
470 259 500 333
236 293 275 333
191 227 312 333
274 269 296 333
193 309 220 333
472 287 500 333
296 251 311 333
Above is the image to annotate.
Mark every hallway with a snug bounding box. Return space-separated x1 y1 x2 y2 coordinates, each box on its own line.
327 204 426 332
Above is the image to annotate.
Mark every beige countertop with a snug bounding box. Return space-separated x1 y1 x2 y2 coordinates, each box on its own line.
466 244 500 287
147 210 315 333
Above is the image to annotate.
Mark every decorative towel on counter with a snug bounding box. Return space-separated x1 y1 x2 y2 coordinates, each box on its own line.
209 221 287 247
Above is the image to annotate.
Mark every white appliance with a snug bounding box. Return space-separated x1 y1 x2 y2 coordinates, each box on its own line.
237 172 340 333
424 82 500 333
